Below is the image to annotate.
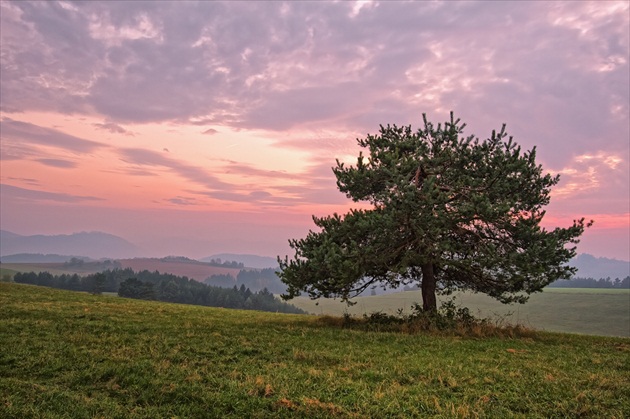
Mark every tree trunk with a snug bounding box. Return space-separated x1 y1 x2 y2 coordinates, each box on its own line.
421 263 437 311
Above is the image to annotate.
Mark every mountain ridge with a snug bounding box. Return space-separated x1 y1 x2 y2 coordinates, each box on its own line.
0 230 139 260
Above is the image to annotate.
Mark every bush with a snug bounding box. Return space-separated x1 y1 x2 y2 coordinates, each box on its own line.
319 297 535 338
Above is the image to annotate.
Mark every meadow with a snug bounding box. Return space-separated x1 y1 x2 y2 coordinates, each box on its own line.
292 288 630 338
1 282 629 418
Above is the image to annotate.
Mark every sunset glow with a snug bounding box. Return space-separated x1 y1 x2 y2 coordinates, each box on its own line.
1 1 628 260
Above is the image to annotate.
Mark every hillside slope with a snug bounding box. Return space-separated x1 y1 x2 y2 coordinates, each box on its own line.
1 283 628 418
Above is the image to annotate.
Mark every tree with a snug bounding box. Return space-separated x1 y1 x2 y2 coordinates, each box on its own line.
278 113 591 311
118 278 155 300
91 272 106 295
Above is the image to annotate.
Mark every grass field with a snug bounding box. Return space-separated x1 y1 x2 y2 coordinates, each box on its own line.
1 283 629 418
291 288 630 338
0 267 19 279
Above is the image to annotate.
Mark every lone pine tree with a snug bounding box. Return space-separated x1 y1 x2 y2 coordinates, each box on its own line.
278 113 591 311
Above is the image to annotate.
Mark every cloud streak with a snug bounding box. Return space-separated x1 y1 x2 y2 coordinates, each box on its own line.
35 158 78 169
1 183 104 203
0 118 105 154
93 121 133 135
119 148 230 190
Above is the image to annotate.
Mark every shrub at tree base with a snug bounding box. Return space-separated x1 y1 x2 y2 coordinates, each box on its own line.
279 113 591 311
319 299 535 338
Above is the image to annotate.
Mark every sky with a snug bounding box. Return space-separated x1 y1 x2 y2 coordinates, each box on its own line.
0 0 628 260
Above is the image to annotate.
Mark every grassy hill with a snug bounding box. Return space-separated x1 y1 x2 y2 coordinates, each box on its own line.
1 283 628 418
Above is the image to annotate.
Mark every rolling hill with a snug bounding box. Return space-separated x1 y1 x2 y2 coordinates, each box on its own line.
1 283 628 418
117 258 242 282
569 253 629 279
0 230 139 260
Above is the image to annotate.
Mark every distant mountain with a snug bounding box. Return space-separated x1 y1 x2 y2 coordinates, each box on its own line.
569 254 629 279
0 230 21 240
201 253 279 269
0 253 93 263
0 230 139 260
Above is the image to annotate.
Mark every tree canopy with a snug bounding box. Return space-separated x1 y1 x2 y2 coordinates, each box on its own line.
278 113 591 311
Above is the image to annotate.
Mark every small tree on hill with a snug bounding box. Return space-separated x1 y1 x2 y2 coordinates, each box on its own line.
278 113 591 311
118 278 155 300
91 272 106 295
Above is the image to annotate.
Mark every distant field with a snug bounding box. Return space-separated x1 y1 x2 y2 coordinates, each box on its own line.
0 267 19 279
544 287 630 294
0 258 244 282
0 262 98 276
1 283 628 418
291 288 630 338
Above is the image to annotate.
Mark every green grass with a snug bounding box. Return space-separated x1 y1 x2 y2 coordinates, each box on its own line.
292 288 630 338
1 283 629 418
0 267 18 280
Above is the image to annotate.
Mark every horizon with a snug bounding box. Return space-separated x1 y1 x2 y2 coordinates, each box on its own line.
2 229 630 265
1 1 629 260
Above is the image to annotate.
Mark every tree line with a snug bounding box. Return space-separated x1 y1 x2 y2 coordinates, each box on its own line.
12 268 306 314
204 268 285 293
547 276 630 289
156 256 246 268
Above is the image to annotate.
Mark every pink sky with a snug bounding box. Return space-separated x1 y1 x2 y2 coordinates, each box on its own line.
1 1 629 260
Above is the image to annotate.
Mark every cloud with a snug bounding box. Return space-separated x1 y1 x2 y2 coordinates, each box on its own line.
35 158 78 168
551 151 628 202
122 168 156 177
193 189 298 207
93 121 132 135
166 196 197 206
249 191 272 199
1 1 626 154
7 177 40 186
222 162 290 179
273 159 350 206
241 83 367 131
0 118 105 154
202 128 218 135
0 2 102 115
1 183 103 203
116 148 341 207
119 147 232 191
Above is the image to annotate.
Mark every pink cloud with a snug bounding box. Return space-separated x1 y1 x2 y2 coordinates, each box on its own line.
35 158 78 169
0 118 105 153
1 183 103 203
93 121 133 135
202 128 218 135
